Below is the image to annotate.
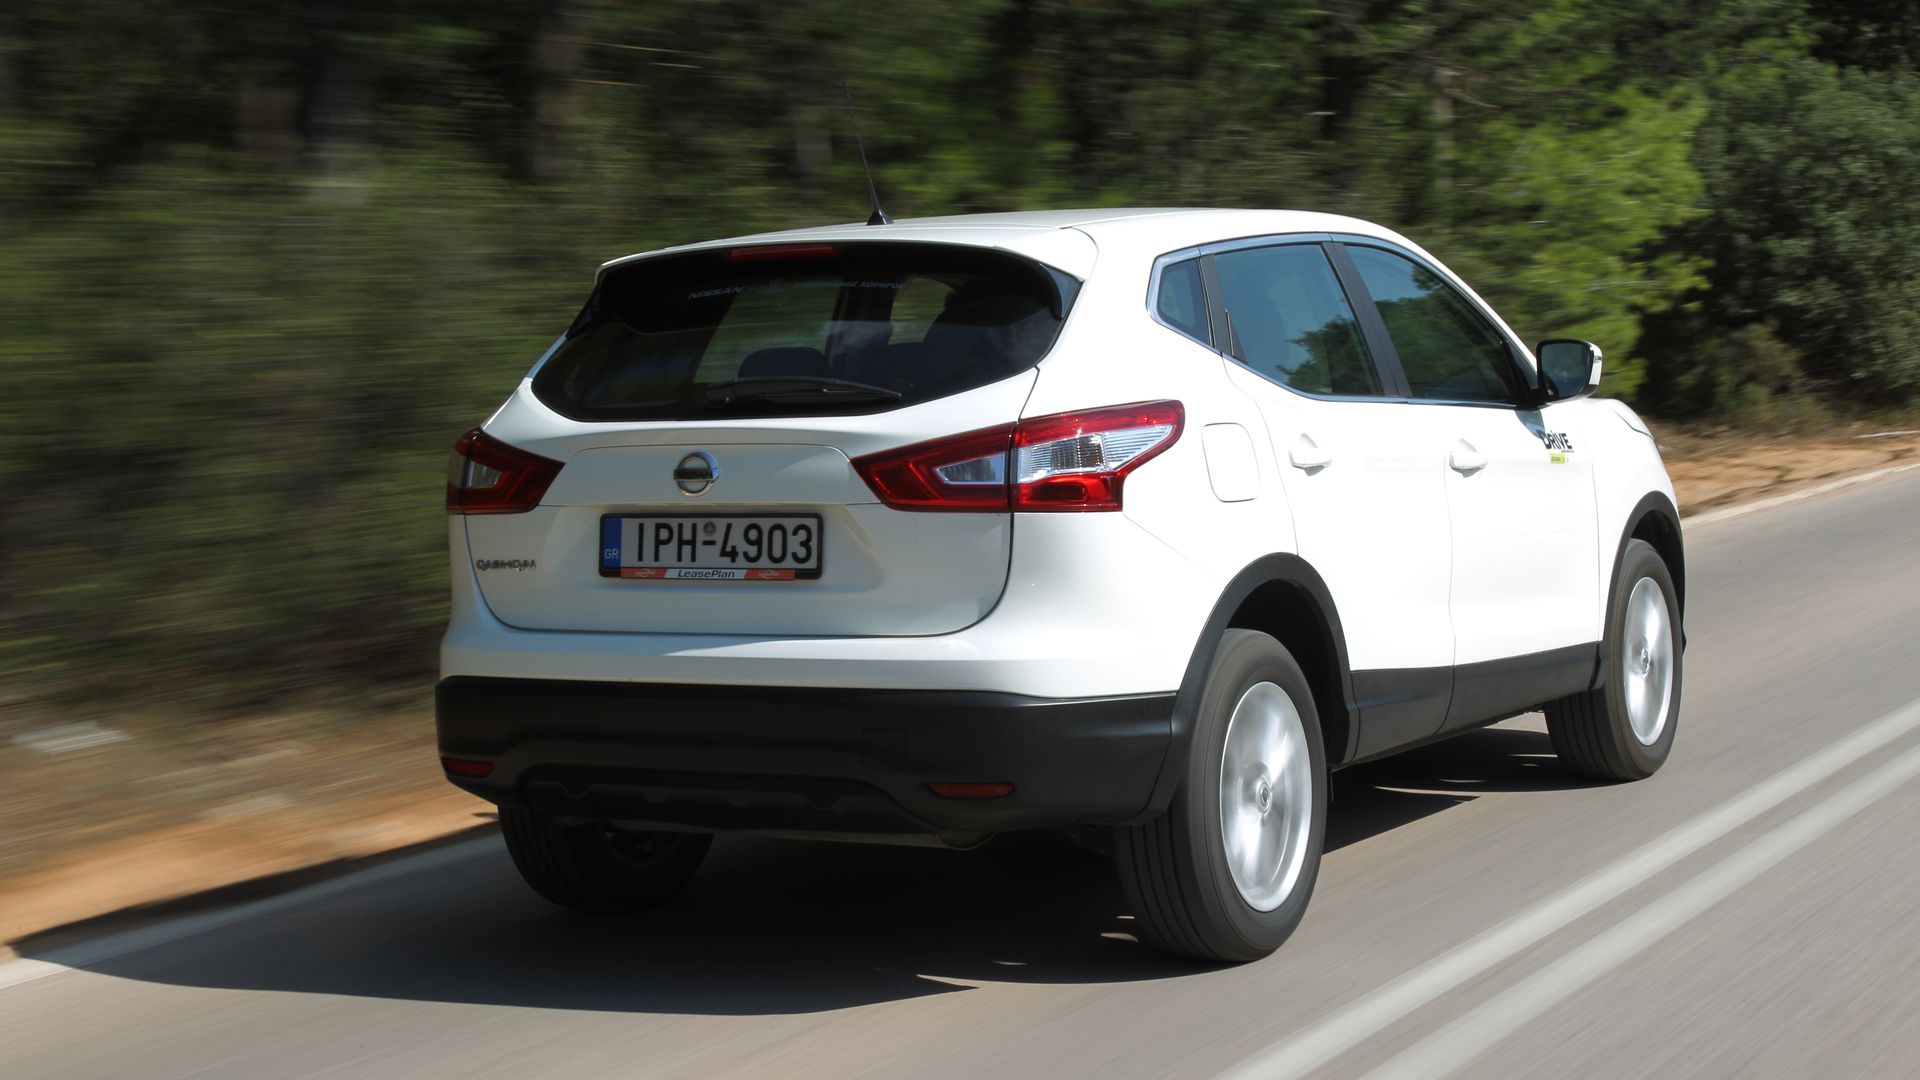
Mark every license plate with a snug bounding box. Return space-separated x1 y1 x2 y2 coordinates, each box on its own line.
599 514 823 580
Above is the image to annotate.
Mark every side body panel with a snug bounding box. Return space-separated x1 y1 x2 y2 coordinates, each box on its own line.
1584 397 1683 607
1236 371 1457 756
1437 400 1602 667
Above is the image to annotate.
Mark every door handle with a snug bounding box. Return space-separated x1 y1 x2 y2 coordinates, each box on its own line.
1289 436 1333 471
1449 441 1488 474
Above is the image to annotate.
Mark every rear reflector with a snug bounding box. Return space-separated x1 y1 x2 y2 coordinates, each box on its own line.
928 782 1016 799
730 243 838 262
852 400 1183 512
447 428 563 515
441 757 494 778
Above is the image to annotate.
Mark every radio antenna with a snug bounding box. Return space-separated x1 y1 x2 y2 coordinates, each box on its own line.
841 80 892 226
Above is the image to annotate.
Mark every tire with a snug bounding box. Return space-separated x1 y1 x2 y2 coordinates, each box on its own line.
1113 629 1328 963
500 808 712 912
1546 538 1682 781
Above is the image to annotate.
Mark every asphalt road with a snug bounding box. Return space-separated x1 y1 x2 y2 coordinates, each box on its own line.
7 467 1920 1080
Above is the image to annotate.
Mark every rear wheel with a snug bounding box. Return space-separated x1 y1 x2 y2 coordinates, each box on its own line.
1114 630 1327 963
1546 538 1682 780
500 808 711 911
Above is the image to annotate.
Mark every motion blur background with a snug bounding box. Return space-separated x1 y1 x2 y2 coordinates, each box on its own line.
3 1 1918 797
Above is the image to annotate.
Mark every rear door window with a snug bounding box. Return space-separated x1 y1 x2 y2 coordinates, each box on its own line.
1212 244 1382 397
534 243 1069 421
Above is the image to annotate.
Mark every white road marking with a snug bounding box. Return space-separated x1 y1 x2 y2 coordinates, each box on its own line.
0 835 497 993
1364 738 1920 1080
11 723 130 755
1685 462 1920 528
1214 696 1920 1080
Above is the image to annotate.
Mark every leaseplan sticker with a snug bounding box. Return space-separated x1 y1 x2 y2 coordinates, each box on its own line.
620 567 797 580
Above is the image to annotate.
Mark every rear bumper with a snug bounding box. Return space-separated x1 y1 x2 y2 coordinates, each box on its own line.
435 676 1175 836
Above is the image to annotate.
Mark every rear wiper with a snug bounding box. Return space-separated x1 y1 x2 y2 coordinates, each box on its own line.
701 376 902 407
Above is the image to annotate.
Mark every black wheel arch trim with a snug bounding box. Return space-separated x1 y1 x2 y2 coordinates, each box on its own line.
1593 491 1686 689
1131 553 1357 824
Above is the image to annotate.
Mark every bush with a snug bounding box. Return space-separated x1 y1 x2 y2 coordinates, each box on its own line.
0 156 592 707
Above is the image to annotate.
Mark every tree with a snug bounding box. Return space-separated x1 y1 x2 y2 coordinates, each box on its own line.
1687 57 1920 403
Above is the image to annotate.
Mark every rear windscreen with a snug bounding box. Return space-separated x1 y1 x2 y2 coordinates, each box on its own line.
531 243 1073 421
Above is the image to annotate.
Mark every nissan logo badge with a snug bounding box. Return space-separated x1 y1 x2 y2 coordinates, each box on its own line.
674 451 719 496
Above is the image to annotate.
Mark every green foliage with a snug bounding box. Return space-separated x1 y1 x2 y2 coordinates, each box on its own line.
1433 88 1709 400
1686 57 1920 403
0 156 585 702
1638 318 1829 431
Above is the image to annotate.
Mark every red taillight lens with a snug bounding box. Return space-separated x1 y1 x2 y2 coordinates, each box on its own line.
446 428 563 515
851 401 1183 513
441 757 494 778
851 425 1015 511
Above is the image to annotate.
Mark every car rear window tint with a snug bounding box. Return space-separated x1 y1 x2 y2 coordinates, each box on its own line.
532 243 1070 421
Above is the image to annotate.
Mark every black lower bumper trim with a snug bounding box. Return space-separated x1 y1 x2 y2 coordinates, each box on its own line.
435 677 1175 835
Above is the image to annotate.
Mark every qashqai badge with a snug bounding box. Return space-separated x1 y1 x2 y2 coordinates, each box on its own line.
674 451 719 496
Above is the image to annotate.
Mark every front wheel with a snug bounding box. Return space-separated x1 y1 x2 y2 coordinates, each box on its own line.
1545 538 1682 781
1114 629 1327 963
500 808 711 912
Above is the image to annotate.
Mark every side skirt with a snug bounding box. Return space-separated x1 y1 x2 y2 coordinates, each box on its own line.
1348 643 1598 763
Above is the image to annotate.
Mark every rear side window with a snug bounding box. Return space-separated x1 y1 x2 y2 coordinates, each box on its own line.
1156 258 1210 344
534 243 1069 420
1213 244 1381 397
1344 245 1523 404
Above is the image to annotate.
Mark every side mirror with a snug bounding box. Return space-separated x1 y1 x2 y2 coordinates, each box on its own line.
1535 339 1603 403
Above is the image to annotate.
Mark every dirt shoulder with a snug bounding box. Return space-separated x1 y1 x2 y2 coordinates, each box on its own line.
1655 425 1920 515
0 707 490 952
6 426 1919 953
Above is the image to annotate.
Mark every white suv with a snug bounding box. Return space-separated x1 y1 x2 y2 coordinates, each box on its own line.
439 209 1685 962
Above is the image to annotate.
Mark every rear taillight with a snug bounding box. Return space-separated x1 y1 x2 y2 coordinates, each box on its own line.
1013 401 1184 510
849 426 1015 511
446 428 563 515
852 401 1183 513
